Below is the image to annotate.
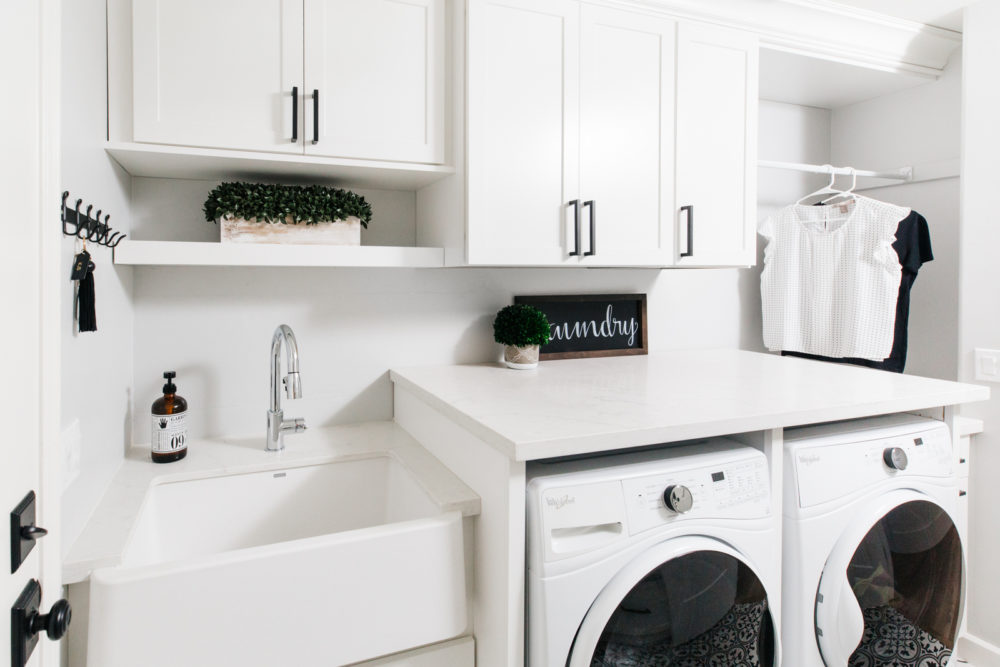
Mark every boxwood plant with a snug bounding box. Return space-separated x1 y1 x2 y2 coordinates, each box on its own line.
493 304 551 348
203 182 372 227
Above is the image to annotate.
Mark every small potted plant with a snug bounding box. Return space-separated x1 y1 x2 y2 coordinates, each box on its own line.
493 304 551 370
203 181 373 245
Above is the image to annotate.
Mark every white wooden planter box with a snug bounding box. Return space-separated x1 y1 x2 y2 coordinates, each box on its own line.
220 216 362 245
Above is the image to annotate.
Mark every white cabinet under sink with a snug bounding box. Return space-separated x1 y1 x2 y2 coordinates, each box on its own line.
462 0 757 267
128 0 445 165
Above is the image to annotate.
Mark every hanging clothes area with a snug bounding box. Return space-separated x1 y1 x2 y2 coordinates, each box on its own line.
758 163 933 374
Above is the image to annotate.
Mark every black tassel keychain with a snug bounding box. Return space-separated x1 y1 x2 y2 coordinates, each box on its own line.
71 249 97 332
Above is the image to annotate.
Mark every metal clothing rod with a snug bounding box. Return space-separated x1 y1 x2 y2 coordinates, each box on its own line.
758 160 913 181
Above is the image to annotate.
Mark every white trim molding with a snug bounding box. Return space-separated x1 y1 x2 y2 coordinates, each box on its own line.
958 634 1000 666
591 0 961 75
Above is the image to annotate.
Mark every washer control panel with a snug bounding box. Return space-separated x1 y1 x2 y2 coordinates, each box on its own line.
622 455 769 535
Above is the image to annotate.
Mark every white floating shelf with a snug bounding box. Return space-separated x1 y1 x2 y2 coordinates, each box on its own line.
113 240 446 268
105 142 456 190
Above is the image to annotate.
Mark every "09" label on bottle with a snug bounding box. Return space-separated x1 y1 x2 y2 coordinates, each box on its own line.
152 412 189 453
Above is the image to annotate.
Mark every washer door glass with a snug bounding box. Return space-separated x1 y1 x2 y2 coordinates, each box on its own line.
577 547 775 667
816 496 962 667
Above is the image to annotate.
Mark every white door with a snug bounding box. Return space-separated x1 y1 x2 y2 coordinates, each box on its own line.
466 0 580 266
578 5 676 267
132 0 304 153
675 22 758 267
2 2 62 666
304 0 446 163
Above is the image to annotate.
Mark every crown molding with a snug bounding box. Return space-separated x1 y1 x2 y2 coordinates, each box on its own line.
588 0 960 76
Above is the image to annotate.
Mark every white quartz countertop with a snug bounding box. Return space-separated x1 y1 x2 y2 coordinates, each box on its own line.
63 421 480 584
390 349 989 461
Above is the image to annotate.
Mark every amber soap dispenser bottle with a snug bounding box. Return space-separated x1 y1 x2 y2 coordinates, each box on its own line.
151 371 188 463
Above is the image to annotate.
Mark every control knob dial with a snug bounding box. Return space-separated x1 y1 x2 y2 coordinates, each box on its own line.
883 447 908 471
663 485 694 514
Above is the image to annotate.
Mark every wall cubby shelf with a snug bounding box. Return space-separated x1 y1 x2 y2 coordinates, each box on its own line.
105 142 456 190
112 240 446 268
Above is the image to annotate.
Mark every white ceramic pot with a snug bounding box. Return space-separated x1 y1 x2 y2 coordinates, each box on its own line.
504 344 540 370
220 215 362 245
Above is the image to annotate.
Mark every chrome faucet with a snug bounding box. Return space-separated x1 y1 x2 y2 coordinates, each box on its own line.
266 324 307 452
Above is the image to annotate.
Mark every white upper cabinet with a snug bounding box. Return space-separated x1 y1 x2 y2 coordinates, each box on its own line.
675 22 759 267
130 0 446 165
578 5 676 267
466 0 580 266
133 0 303 153
464 0 755 267
304 0 446 163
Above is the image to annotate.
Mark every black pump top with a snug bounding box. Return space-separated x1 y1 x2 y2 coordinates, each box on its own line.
162 371 177 395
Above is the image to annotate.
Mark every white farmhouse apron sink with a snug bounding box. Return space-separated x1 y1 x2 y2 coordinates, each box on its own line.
86 455 467 667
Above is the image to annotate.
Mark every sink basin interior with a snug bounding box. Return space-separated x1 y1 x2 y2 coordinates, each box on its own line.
123 455 440 567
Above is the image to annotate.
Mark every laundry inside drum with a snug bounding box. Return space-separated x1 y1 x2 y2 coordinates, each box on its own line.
847 500 962 667
590 550 775 666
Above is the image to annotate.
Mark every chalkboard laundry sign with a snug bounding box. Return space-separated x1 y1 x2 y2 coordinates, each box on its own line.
514 294 648 360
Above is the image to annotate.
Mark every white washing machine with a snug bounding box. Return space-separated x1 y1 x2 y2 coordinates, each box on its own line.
526 439 781 667
783 414 964 667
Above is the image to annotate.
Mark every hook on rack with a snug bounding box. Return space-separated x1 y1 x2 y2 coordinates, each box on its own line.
61 190 125 249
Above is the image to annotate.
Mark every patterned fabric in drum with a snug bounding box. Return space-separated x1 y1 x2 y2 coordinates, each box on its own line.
849 605 951 667
591 600 767 666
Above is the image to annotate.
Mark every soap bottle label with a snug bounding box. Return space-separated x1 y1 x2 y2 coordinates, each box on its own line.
151 412 189 454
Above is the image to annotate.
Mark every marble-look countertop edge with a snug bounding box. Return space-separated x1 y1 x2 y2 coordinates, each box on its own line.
63 421 480 585
390 353 990 462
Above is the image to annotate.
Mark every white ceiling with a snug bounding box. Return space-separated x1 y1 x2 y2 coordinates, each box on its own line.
818 0 971 32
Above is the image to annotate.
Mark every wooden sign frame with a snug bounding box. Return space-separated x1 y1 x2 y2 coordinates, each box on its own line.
514 294 648 360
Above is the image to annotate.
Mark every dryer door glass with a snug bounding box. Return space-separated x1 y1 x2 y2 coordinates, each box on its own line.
587 550 775 666
843 500 961 666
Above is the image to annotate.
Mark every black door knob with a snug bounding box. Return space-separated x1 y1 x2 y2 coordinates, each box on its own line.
30 599 72 641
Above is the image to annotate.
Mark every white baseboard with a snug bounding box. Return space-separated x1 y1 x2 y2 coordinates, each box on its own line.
957 634 1000 666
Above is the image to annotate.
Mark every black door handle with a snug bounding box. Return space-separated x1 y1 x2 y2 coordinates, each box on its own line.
312 89 319 144
680 205 694 257
12 580 72 667
568 200 581 256
291 86 298 143
583 200 596 256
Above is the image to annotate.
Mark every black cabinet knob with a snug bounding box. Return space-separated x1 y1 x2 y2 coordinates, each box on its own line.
30 599 72 641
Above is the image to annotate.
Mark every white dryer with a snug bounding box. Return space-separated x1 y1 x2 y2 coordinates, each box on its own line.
782 414 964 667
526 439 780 666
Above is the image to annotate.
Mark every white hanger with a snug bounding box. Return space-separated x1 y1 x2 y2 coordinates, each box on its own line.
795 165 840 205
821 167 858 205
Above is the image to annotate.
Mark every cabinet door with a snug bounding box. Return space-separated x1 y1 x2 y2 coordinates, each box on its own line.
132 0 303 153
304 0 445 164
578 5 676 267
675 22 758 267
466 0 580 266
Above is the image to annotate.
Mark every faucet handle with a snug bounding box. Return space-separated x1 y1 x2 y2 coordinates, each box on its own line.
281 418 307 434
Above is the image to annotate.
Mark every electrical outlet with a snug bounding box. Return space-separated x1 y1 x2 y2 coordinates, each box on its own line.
60 420 81 491
974 348 1000 383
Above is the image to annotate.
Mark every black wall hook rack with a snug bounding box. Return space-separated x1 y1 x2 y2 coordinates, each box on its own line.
61 191 125 248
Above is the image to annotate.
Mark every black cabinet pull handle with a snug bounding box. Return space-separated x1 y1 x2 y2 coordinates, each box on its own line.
583 200 596 256
291 86 298 143
680 205 694 257
568 200 581 256
312 89 319 144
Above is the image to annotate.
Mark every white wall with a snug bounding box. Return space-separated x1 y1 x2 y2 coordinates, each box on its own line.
959 1 1000 659
60 0 134 555
124 103 826 442
830 55 962 380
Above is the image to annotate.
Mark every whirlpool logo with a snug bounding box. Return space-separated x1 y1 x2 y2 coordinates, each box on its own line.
545 494 575 510
798 453 821 466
